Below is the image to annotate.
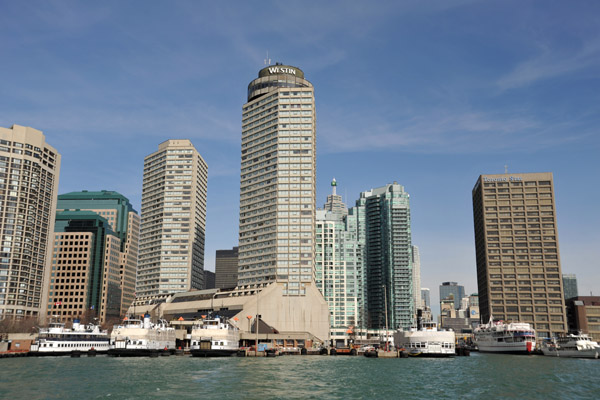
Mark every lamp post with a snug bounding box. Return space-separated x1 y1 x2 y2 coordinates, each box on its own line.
382 284 388 351
255 285 259 357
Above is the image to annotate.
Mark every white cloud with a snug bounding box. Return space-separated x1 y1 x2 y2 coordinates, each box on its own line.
317 107 591 154
497 38 600 90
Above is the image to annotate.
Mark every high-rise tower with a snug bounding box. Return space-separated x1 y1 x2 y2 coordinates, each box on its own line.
55 190 140 316
355 182 413 330
412 245 421 311
472 172 567 338
0 124 61 321
138 140 208 297
238 64 316 291
316 180 363 344
439 281 465 310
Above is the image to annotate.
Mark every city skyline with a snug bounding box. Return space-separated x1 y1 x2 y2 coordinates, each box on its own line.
1 2 599 315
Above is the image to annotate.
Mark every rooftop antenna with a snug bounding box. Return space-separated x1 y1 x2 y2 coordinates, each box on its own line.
504 164 508 174
264 51 271 66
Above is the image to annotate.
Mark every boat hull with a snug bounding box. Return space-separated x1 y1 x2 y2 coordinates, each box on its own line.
29 349 108 357
407 352 454 358
107 348 172 357
542 348 600 359
190 349 238 357
476 343 534 354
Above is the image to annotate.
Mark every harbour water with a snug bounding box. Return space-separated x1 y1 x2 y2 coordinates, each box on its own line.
1 353 599 399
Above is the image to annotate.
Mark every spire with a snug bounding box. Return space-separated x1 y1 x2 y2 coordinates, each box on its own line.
331 177 337 196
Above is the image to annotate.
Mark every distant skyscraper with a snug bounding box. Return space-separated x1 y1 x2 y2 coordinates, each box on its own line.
204 270 215 289
138 140 208 296
358 182 413 330
215 247 238 289
48 211 122 322
439 282 465 310
0 124 61 321
562 274 578 300
323 178 346 215
238 64 316 290
412 245 421 310
472 172 567 338
56 190 140 316
421 288 431 308
316 180 363 343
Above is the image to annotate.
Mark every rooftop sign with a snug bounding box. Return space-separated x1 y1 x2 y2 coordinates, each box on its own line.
258 64 304 79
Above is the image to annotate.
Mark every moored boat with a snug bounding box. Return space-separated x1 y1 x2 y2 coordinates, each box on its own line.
29 319 109 356
190 316 240 357
108 314 176 357
393 315 455 358
474 317 536 354
542 333 600 359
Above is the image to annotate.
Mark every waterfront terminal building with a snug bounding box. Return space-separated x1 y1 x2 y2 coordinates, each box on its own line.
472 172 567 338
130 284 330 349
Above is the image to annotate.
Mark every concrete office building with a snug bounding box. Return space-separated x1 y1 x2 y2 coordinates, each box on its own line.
215 247 238 289
238 64 316 289
359 183 413 331
138 140 208 296
439 282 465 310
412 246 421 311
316 180 364 345
562 273 578 300
566 296 600 341
56 190 139 316
472 172 567 338
0 125 61 321
47 211 122 323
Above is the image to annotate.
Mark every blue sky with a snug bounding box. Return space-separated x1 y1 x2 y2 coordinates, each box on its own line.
1 1 599 313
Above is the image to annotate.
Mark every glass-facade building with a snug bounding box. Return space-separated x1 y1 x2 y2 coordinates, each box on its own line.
421 288 431 308
48 211 122 322
562 274 578 300
55 190 140 316
439 282 465 310
359 183 413 331
315 180 364 344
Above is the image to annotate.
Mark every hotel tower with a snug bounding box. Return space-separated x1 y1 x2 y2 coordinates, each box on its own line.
238 64 316 292
472 172 567 338
0 125 61 321
137 140 208 297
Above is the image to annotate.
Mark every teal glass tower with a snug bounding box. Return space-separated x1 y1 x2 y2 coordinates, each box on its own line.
56 190 139 315
359 182 413 331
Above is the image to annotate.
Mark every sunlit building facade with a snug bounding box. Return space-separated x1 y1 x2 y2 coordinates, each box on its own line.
138 140 208 296
238 64 316 292
0 124 61 321
472 172 567 338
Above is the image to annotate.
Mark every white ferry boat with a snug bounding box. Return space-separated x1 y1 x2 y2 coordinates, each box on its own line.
542 333 600 359
393 321 455 357
30 319 109 356
474 317 536 354
190 316 240 357
108 313 176 357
